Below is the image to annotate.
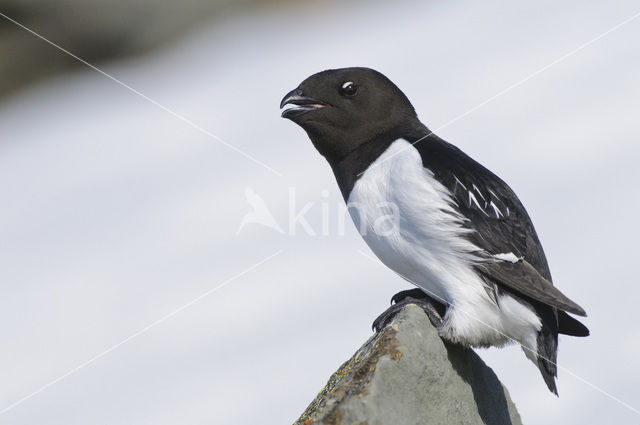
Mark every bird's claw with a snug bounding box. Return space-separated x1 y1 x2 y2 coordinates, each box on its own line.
373 295 446 332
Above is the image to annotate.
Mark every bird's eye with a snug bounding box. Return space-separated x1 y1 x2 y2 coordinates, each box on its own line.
340 81 358 97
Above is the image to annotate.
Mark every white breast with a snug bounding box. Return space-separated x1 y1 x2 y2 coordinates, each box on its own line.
347 139 541 355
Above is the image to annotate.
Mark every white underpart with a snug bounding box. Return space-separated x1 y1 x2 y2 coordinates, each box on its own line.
347 139 541 360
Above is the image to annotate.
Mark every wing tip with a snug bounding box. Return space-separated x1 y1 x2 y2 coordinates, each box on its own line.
558 310 590 337
566 303 587 317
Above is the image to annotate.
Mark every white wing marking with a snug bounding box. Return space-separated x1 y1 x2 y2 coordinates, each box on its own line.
494 252 522 263
472 184 487 206
453 174 468 191
468 192 490 216
489 200 504 218
454 178 510 218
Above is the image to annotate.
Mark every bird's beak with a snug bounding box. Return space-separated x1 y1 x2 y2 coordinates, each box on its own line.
280 88 328 119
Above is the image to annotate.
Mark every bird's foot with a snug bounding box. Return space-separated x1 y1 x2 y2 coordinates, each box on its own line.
390 288 432 305
372 292 446 332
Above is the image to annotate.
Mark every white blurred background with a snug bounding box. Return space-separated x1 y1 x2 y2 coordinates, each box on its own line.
1 1 639 424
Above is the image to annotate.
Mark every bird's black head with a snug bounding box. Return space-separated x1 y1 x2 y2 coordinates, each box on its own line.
280 67 420 161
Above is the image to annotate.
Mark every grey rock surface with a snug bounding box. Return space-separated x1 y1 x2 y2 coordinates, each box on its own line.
295 304 523 425
0 0 271 99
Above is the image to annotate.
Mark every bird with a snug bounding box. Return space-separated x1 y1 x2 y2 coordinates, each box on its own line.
280 67 589 394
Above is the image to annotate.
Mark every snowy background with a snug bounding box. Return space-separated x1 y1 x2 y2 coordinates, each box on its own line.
1 1 639 424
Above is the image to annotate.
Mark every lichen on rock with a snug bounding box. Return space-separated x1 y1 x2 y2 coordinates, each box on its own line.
294 304 523 425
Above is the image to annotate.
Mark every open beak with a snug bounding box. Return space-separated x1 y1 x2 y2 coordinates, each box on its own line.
280 88 328 119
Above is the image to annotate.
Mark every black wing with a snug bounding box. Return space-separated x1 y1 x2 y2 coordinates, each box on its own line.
414 136 587 317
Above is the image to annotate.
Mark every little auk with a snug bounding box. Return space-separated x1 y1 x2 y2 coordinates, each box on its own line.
280 67 589 394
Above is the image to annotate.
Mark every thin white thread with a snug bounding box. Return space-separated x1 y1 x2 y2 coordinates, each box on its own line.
0 250 283 416
0 12 283 177
357 249 640 416
359 10 640 176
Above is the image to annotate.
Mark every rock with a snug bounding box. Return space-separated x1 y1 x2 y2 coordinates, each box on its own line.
295 304 523 425
0 0 272 99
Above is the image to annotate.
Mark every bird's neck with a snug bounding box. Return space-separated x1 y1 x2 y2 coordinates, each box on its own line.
328 121 432 201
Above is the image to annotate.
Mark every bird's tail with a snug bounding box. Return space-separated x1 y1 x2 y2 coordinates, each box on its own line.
536 309 559 395
537 355 558 396
536 311 589 395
